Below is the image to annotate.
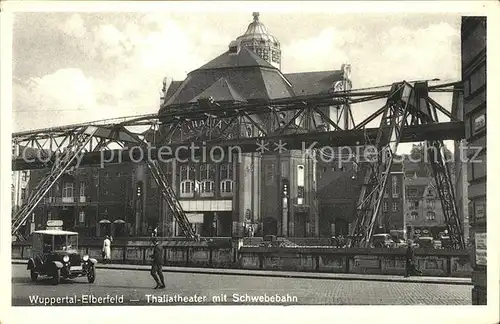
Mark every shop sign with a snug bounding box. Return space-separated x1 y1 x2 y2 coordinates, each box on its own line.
475 232 486 266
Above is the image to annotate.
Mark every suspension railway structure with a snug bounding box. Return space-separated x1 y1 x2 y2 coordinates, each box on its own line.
12 80 466 249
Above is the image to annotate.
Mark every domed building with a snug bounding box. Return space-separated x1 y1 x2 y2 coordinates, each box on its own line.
158 13 358 239
24 13 360 240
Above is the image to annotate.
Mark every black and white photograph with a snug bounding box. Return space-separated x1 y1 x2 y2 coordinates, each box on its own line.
1 1 499 323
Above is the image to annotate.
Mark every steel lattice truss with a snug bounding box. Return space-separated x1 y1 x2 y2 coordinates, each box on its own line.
12 81 464 247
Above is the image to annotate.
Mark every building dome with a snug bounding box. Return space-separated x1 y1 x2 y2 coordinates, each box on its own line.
235 12 281 69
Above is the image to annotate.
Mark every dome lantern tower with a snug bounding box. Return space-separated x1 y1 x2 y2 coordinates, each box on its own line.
233 12 281 69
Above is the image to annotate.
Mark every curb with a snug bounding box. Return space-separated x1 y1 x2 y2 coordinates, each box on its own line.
12 260 472 286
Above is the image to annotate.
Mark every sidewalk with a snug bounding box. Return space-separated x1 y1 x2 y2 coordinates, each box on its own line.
12 259 472 285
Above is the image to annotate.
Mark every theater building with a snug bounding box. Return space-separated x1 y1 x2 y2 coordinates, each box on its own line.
27 13 356 239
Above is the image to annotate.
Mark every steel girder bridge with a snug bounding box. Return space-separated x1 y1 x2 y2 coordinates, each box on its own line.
12 80 465 249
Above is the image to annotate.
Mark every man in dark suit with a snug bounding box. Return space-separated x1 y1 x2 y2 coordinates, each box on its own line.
405 240 422 277
150 237 165 289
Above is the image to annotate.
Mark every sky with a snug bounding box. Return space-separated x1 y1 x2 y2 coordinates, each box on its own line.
11 10 462 152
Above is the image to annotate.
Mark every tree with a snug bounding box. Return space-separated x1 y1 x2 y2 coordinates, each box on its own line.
407 142 454 178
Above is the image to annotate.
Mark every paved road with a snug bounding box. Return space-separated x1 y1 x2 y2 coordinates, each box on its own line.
11 264 471 306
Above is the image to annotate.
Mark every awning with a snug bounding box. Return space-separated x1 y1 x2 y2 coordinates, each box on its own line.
99 219 111 224
113 219 126 224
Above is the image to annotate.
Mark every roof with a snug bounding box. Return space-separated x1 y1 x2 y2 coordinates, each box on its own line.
33 229 79 235
161 47 295 107
284 70 343 96
163 81 183 103
190 77 245 102
198 46 274 71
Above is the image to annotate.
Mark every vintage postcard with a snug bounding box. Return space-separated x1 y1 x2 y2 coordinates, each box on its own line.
1 1 499 324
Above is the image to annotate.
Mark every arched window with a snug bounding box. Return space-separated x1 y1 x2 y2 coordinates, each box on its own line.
410 211 418 220
180 164 195 198
426 211 436 221
219 163 234 197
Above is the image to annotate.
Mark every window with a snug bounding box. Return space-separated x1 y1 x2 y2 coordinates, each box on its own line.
392 202 398 212
62 182 74 198
220 180 234 193
392 175 399 197
297 165 305 205
79 182 85 197
297 165 305 186
426 188 433 196
219 163 234 195
21 171 28 182
426 199 435 209
199 164 215 196
180 164 195 197
21 188 26 201
410 200 419 209
181 181 193 195
464 63 486 97
272 51 280 63
426 211 436 221
79 211 85 223
383 201 388 212
47 211 52 221
410 211 418 220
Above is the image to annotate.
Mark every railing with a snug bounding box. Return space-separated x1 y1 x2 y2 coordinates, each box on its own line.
12 240 472 278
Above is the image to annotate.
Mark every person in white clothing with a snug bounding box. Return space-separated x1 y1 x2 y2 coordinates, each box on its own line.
102 235 111 263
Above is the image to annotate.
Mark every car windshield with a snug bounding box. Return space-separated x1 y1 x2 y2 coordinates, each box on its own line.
53 235 78 251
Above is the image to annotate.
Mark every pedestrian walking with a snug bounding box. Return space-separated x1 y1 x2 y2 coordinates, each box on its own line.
102 235 111 264
149 237 165 289
404 240 421 277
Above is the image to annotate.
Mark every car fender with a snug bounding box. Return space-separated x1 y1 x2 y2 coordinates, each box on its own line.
27 258 35 270
52 261 63 269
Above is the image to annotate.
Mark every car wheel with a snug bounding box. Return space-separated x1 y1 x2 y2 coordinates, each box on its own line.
87 266 95 283
30 269 38 282
52 268 60 285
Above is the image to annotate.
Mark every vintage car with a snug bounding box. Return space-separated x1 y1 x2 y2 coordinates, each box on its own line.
27 229 97 285
371 233 395 248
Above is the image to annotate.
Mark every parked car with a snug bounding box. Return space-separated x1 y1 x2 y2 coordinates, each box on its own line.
371 234 395 248
416 236 435 249
27 229 97 285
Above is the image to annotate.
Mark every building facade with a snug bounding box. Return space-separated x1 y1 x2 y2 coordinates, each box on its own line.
404 176 447 238
460 16 486 305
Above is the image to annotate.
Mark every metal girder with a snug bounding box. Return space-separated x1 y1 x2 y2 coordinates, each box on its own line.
12 126 99 239
12 122 464 171
348 81 465 249
12 80 464 246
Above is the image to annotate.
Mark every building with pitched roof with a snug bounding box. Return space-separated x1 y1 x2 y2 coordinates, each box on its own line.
159 12 352 238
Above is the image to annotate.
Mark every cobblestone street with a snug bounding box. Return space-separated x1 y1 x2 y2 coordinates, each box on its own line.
11 265 471 305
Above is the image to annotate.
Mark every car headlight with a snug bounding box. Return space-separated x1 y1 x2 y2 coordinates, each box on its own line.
63 255 69 262
82 255 89 261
